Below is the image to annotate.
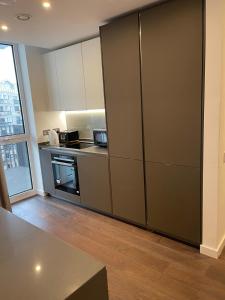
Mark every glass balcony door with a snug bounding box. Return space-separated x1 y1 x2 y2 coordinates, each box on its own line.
0 43 34 202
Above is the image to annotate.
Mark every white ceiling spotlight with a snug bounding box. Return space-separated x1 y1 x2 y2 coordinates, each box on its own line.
16 13 32 21
1 24 9 31
42 2 51 9
0 0 16 6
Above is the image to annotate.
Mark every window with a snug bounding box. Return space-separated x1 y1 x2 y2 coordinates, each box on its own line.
0 45 24 137
0 43 33 201
0 142 32 197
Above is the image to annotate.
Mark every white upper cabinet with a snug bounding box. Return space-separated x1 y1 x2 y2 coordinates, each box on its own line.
43 52 61 111
43 37 105 111
55 44 86 111
82 37 105 110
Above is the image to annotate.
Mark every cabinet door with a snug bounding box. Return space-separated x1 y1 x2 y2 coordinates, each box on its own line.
82 38 105 110
39 149 55 194
100 14 143 160
55 44 86 111
110 157 146 225
43 52 61 110
78 155 111 213
141 0 203 167
146 162 201 245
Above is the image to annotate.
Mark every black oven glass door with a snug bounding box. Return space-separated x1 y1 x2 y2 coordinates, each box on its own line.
51 155 79 195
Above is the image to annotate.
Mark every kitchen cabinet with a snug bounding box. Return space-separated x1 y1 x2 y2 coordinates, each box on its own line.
43 37 104 111
40 0 203 246
110 157 146 225
55 44 86 111
100 13 143 160
39 149 55 194
78 155 111 213
141 0 203 245
99 0 203 244
100 13 146 225
145 162 201 245
82 37 105 110
141 0 203 167
43 52 61 110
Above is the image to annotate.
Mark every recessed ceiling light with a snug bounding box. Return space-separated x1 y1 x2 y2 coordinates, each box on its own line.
1 25 9 31
35 264 42 273
16 13 32 21
42 2 51 9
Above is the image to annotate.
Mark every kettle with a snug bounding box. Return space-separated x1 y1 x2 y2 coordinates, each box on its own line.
48 129 59 146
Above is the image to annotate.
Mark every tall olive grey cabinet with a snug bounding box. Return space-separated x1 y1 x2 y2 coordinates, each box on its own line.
100 0 204 245
100 14 146 226
141 0 203 246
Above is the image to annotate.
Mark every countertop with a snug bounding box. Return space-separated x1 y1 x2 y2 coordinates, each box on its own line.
0 208 108 300
39 143 108 157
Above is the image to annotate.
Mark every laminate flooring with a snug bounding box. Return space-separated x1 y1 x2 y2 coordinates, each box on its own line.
13 196 225 300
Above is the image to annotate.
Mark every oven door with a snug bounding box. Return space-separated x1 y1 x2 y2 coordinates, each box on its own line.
51 155 79 195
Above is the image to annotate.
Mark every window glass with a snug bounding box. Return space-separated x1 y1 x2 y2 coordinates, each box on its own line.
0 44 25 137
0 142 32 196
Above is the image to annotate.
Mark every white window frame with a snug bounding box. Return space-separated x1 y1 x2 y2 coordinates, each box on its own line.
0 43 36 203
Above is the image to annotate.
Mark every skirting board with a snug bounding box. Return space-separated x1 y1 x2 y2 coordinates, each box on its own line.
200 234 225 258
10 190 37 204
37 189 48 197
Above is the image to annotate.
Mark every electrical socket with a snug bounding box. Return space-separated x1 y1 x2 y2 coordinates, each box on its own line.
43 129 50 136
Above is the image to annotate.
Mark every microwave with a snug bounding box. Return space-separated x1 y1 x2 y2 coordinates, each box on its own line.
58 130 79 143
93 129 108 148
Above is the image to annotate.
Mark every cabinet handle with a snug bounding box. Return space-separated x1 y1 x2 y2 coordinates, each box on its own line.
165 163 172 167
51 161 74 167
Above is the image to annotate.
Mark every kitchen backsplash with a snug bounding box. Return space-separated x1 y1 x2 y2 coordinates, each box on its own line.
65 110 106 140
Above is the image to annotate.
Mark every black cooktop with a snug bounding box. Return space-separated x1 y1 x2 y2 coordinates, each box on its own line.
59 141 94 149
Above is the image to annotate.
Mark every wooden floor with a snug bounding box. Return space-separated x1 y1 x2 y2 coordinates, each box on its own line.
13 196 225 300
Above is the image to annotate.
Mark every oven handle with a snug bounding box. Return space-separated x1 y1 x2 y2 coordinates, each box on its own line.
52 157 74 163
51 160 74 167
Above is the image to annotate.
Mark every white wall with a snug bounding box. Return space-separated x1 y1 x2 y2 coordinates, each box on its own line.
66 110 106 139
201 0 225 258
35 111 66 142
18 45 44 194
218 2 225 251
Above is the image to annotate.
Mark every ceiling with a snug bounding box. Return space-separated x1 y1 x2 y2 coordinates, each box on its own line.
0 0 159 49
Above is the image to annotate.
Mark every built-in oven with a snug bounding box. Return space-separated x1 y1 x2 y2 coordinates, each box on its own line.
51 154 80 195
